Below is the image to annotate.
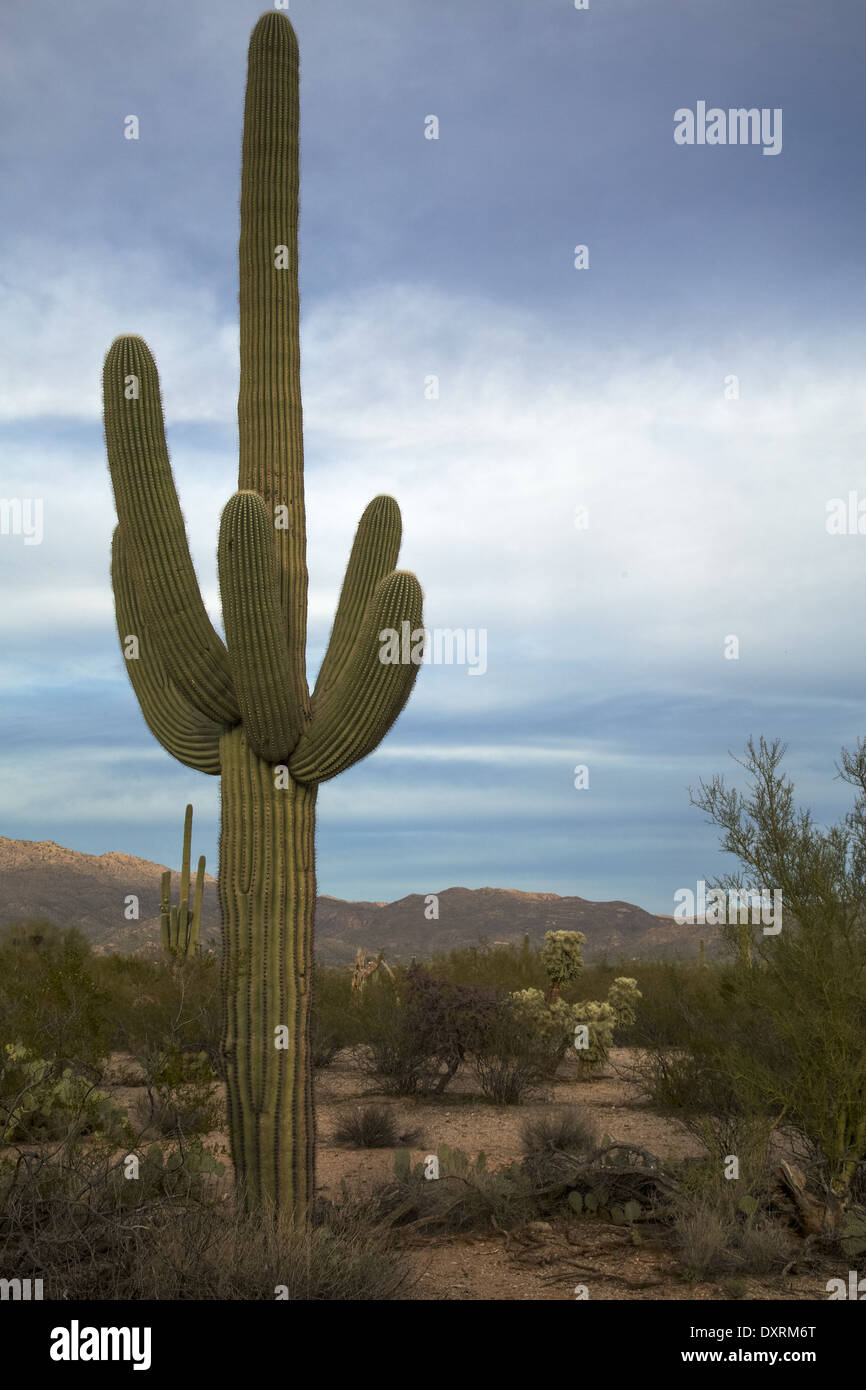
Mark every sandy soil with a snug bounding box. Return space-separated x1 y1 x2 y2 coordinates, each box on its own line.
100 1047 831 1302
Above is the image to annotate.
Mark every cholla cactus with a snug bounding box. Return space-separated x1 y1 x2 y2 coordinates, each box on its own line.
571 999 617 1078
540 929 585 1003
511 973 642 1081
606 976 642 1029
510 987 575 1046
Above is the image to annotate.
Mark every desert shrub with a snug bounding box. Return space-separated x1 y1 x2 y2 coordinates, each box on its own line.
678 735 866 1200
0 921 112 1071
427 937 548 994
0 1133 408 1300
134 1047 221 1138
356 967 500 1096
0 1042 129 1144
673 1204 730 1280
333 1105 401 1148
96 952 222 1073
471 1000 552 1104
673 1200 793 1282
521 1107 599 1161
384 1144 539 1234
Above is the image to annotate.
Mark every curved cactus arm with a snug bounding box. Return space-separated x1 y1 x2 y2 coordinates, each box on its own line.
312 495 402 708
103 335 240 726
218 491 305 762
111 528 223 774
290 569 423 784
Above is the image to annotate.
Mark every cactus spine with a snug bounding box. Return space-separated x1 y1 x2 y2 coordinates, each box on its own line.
103 13 423 1221
160 804 205 957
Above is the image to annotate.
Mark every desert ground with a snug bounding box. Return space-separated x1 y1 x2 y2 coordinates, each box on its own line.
103 1046 830 1302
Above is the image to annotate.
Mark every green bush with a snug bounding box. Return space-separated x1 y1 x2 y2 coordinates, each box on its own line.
355 967 500 1096
135 1047 221 1138
311 965 354 1066
0 922 112 1071
96 952 222 1073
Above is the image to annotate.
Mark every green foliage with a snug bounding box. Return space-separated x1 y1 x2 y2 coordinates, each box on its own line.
0 922 112 1070
311 965 354 1066
95 952 222 1072
841 1207 866 1258
647 736 866 1199
135 1047 220 1139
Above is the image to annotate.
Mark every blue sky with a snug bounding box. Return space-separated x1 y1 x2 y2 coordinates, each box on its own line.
2 0 866 915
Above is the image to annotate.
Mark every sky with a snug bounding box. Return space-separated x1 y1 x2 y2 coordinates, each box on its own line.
1 0 866 915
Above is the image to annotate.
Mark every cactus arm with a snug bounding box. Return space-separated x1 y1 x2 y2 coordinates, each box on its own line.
103 336 240 726
189 855 205 954
290 569 423 784
177 804 192 951
160 869 171 952
111 528 224 774
312 495 403 707
218 491 304 761
238 16 309 717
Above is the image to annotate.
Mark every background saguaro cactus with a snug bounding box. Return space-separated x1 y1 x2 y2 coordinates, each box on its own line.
103 12 423 1220
160 804 205 958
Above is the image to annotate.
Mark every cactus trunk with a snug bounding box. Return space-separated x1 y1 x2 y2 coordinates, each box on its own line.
219 728 317 1215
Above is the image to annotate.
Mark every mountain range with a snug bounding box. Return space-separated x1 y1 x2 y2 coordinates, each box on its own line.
0 835 717 964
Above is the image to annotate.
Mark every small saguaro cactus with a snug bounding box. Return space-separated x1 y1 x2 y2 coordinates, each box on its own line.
160 804 205 958
103 13 423 1223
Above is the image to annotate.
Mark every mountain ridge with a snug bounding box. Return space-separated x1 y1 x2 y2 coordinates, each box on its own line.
0 835 715 963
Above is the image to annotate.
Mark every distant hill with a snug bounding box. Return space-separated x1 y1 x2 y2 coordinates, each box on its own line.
0 836 718 964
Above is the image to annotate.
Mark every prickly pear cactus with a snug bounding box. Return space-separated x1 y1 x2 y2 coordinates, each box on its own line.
103 14 423 1221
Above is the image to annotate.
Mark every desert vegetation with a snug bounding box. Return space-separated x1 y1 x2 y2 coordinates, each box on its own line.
2 734 864 1303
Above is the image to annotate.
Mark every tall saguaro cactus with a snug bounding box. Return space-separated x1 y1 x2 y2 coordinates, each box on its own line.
103 13 423 1220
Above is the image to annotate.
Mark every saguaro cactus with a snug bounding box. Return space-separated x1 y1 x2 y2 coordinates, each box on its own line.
160 804 205 957
103 13 423 1220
